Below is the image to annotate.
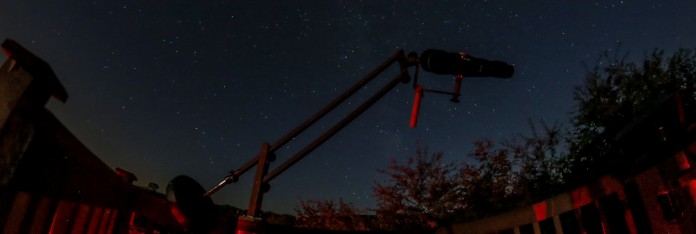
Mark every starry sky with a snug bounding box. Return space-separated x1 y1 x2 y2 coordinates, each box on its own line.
2 1 696 215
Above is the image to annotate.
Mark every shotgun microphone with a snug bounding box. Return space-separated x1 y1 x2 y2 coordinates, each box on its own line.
419 49 514 78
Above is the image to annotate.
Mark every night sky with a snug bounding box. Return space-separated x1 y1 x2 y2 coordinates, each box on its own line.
2 1 696 215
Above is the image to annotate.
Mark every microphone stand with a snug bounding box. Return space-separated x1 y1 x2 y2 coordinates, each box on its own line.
183 48 512 233
204 50 419 229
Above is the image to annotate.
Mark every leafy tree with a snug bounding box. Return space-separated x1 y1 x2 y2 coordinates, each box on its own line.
459 138 515 219
372 125 565 229
509 121 567 203
294 198 370 231
567 48 696 183
461 121 565 219
373 147 463 232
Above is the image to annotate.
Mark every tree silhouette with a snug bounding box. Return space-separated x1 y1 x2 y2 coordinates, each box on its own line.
462 121 565 219
510 121 567 204
373 147 463 232
294 198 370 231
567 48 696 183
372 126 565 230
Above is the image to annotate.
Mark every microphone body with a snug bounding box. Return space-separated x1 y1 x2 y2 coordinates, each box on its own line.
420 49 514 78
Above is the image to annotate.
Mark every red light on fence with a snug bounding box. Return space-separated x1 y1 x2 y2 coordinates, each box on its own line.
657 191 680 221
570 187 593 209
533 202 548 222
687 180 696 201
676 151 691 171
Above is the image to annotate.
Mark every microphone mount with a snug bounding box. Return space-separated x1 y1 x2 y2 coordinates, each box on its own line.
409 50 514 128
409 73 466 128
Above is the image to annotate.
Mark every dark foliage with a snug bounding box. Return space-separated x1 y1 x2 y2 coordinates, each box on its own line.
294 198 371 231
373 125 565 230
372 147 462 232
567 48 696 183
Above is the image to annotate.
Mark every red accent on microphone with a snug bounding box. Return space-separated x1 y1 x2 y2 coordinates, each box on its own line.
410 85 424 128
452 74 464 102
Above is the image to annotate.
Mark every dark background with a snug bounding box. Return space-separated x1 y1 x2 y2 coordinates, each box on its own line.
1 1 695 214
